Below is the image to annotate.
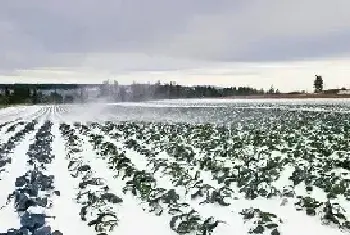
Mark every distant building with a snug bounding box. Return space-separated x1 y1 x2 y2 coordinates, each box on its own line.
323 89 340 94
338 89 350 95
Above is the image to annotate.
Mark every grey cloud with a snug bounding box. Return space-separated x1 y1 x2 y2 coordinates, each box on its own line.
1 0 350 72
158 0 350 62
216 30 350 62
0 0 232 53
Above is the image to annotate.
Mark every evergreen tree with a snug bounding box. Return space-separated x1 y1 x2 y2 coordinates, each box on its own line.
314 75 324 93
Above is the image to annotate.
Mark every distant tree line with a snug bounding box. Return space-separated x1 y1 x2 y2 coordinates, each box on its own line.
0 81 278 106
0 84 88 106
99 80 272 102
0 75 330 106
152 82 265 99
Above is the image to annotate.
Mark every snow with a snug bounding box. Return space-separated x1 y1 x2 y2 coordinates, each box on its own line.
72 126 176 235
0 101 349 235
46 122 96 235
0 108 48 232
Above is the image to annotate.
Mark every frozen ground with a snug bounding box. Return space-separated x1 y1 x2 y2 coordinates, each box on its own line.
0 100 349 235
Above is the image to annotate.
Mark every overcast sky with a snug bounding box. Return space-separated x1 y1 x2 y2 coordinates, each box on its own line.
1 0 350 91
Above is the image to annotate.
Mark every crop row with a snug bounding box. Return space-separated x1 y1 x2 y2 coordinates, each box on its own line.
76 120 350 234
83 122 286 234
0 121 63 235
60 124 122 235
0 120 38 180
70 122 228 235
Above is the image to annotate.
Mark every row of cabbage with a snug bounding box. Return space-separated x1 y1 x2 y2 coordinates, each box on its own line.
65 122 226 235
0 121 64 235
66 117 350 234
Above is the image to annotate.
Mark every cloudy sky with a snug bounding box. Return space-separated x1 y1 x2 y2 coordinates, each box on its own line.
1 0 350 91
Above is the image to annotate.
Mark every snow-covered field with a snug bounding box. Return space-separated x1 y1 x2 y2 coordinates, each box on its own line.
0 99 350 235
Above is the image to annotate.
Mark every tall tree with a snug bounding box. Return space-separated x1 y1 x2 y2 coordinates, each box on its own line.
314 75 323 93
